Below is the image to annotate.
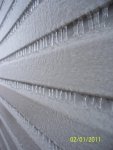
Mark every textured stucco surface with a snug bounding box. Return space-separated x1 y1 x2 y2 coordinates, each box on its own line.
0 28 113 98
0 0 111 59
0 85 113 150
0 0 13 25
0 0 31 42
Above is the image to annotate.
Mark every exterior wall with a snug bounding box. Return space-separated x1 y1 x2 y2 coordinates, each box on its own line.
0 0 113 150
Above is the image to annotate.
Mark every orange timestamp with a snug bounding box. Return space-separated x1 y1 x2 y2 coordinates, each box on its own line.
69 136 101 143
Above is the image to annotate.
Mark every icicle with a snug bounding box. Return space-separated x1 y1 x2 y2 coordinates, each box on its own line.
83 96 88 108
17 82 19 89
55 31 58 43
73 93 76 104
98 97 102 109
34 43 36 52
55 89 58 98
51 89 54 97
60 28 63 42
40 39 43 50
42 87 45 95
32 2 35 10
78 18 84 35
47 34 51 46
64 25 68 40
31 85 34 92
37 41 39 51
26 84 28 90
65 92 68 100
93 10 100 29
51 33 54 46
69 92 72 101
59 90 62 99
42 38 44 49
30 5 33 12
91 97 95 105
45 36 48 47
102 6 108 27
28 46 31 54
35 86 38 93
39 86 41 94
24 48 27 55
34 0 37 7
73 20 79 36
87 13 93 31
31 44 34 52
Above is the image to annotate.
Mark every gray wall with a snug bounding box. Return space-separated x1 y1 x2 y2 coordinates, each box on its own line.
0 0 113 150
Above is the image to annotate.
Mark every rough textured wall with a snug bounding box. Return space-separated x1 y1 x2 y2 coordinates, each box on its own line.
0 0 113 150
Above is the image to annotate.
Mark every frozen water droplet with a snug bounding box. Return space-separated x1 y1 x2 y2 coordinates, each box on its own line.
42 87 45 95
91 97 95 105
35 86 38 93
64 26 68 40
102 6 108 27
78 18 84 35
98 97 102 109
59 28 63 42
65 92 68 100
51 89 54 97
51 33 54 46
83 96 88 108
93 10 100 29
73 93 76 104
59 90 62 99
55 31 58 43
87 13 93 31
31 85 34 92
42 38 45 48
45 36 48 47
55 89 58 98
69 92 72 101
73 20 79 36
36 41 39 51
39 86 41 94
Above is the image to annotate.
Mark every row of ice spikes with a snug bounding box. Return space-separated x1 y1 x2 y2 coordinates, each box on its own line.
0 5 109 64
0 78 107 111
